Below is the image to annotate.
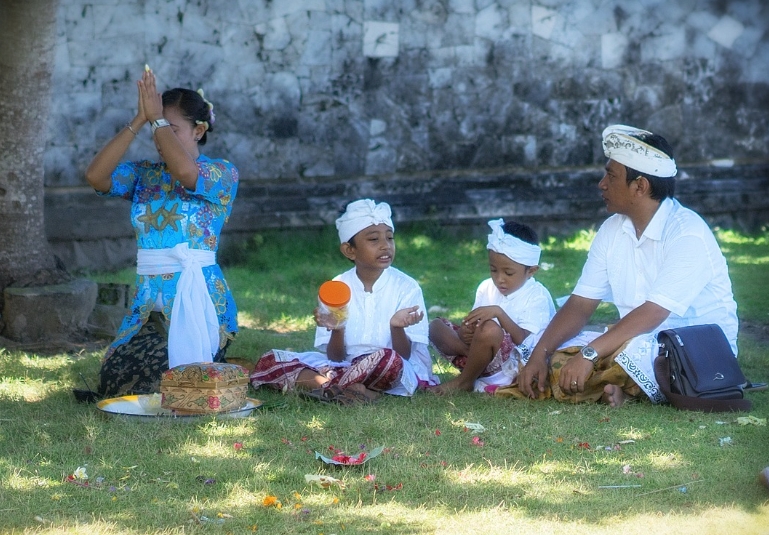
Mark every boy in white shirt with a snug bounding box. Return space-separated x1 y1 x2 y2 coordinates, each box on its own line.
250 199 439 403
429 219 555 394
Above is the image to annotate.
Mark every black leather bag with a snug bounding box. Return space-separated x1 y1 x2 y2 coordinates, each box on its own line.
653 324 752 412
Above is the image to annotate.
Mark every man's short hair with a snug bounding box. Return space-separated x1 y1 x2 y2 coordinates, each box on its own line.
624 131 676 200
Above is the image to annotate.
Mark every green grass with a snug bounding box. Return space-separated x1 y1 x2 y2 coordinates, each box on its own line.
1 225 768 534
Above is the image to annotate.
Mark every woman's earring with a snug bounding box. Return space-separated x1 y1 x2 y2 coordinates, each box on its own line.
194 137 200 142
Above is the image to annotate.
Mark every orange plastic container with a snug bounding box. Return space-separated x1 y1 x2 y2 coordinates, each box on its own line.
317 280 351 329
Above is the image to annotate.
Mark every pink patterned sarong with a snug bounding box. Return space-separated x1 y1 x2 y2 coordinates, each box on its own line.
250 348 403 393
432 318 516 376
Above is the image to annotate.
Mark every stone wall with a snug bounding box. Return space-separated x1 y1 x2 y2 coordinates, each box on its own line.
49 0 768 184
45 0 769 268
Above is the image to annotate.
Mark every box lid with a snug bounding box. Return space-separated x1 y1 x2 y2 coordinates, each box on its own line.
161 362 249 388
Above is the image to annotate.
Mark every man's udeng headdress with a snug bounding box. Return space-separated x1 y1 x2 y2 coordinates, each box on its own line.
602 124 676 178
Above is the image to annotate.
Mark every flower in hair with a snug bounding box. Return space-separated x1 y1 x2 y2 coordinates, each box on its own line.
196 88 215 128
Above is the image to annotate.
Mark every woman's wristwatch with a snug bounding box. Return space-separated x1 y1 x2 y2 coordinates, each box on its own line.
151 118 170 135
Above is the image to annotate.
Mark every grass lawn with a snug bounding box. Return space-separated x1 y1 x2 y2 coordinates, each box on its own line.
1 224 767 534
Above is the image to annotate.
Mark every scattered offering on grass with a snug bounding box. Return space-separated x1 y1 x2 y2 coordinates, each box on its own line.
305 474 345 489
315 445 384 466
463 422 486 433
719 436 733 447
262 495 281 508
737 415 766 426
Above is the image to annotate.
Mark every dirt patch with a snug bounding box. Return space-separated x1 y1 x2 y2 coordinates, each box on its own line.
0 334 108 356
739 320 769 346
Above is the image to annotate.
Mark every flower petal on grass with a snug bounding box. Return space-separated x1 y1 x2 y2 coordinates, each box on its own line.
262 495 281 508
305 474 345 489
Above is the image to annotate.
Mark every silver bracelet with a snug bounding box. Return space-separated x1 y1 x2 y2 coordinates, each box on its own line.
126 123 138 136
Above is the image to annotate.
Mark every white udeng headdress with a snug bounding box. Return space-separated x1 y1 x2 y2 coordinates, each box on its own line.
486 219 541 266
602 124 677 178
336 199 394 243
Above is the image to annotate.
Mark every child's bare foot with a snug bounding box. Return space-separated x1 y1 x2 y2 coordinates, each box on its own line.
602 384 630 407
341 382 381 403
428 377 474 395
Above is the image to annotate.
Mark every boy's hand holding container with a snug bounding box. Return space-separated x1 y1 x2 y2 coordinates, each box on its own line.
316 280 351 330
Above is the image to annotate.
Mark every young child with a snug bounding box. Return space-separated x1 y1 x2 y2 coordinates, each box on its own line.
249 199 439 403
428 219 555 394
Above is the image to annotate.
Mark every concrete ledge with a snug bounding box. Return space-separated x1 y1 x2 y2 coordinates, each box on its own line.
3 279 98 342
46 163 769 270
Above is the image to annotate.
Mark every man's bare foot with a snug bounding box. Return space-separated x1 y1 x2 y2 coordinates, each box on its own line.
602 384 629 407
427 377 474 395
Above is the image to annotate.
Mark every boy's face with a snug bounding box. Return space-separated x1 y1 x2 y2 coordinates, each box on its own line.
488 250 536 296
342 224 395 270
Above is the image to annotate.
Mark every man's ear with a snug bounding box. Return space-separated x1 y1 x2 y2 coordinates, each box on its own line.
340 242 356 261
634 175 651 196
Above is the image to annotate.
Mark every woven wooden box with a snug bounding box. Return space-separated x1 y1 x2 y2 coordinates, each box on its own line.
160 362 249 414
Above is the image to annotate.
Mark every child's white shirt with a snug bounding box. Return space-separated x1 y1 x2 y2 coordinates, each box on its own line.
467 277 555 392
472 277 555 337
314 266 438 391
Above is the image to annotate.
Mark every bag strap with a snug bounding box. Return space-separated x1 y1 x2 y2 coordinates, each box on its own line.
653 355 752 413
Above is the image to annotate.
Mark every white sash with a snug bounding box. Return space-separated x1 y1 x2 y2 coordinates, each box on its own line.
137 243 219 368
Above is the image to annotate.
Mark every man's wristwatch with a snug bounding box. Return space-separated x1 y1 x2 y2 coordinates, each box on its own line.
150 118 170 135
580 345 599 362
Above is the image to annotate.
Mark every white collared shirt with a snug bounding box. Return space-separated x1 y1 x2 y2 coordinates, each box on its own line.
314 266 435 383
572 197 739 354
472 277 555 335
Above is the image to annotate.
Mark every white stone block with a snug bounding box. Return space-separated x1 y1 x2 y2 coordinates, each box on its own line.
365 143 397 175
428 67 453 88
507 2 530 31
363 21 399 57
68 36 144 67
689 32 717 60
236 0 272 24
573 4 616 35
301 30 332 66
428 46 456 67
475 3 506 41
271 0 325 19
641 28 686 62
742 42 769 83
262 17 292 50
531 5 558 40
686 11 719 33
92 4 144 38
62 3 95 40
707 15 744 49
470 39 489 67
369 118 387 136
449 0 475 14
732 26 763 58
265 71 302 110
601 32 628 70
332 13 363 41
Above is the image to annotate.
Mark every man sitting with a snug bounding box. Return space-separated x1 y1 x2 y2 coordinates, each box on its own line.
500 124 738 407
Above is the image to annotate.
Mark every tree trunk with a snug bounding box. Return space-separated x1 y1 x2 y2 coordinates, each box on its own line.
0 0 60 292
